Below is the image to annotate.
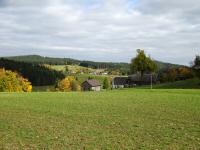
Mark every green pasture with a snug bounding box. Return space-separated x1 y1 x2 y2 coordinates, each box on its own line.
0 89 200 149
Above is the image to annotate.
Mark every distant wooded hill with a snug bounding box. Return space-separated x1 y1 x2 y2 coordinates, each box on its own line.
3 55 184 74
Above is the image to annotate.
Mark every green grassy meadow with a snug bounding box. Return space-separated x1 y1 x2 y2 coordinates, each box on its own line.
0 89 200 149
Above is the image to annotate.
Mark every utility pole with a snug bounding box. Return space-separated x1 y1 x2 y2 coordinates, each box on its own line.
150 73 153 89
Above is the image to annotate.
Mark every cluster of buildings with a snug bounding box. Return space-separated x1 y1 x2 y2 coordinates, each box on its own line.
81 74 157 91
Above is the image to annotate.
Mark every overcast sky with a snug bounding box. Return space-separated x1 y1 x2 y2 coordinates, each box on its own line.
0 0 200 65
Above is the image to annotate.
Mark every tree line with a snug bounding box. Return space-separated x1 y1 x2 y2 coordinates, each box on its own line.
130 49 199 83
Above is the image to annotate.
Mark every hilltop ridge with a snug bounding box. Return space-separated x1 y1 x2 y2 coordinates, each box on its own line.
3 55 184 71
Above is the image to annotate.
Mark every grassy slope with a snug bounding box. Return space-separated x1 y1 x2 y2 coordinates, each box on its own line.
75 74 110 84
32 65 108 91
5 55 184 70
50 65 96 72
154 78 200 89
0 89 200 149
139 78 200 89
51 65 110 84
51 65 108 84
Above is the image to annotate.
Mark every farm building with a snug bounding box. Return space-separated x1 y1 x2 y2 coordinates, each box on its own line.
82 79 101 91
128 73 157 85
112 73 157 89
112 77 129 88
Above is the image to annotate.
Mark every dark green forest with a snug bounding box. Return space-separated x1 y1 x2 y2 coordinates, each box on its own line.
0 58 65 86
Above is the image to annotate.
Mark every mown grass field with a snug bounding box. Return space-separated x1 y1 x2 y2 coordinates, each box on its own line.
0 89 200 149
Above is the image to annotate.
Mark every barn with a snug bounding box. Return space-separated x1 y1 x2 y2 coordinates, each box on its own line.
112 73 158 89
128 73 157 85
82 79 101 91
112 77 129 89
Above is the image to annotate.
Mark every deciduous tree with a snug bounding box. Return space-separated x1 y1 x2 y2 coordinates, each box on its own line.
0 68 32 92
56 78 71 92
193 55 200 79
130 49 157 77
103 77 111 90
56 76 81 92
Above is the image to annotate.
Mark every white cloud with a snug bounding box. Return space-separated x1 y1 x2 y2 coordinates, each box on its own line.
0 0 200 65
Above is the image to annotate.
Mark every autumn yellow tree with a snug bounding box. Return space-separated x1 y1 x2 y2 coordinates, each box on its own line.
20 78 32 92
56 76 81 92
56 78 71 92
0 68 32 92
